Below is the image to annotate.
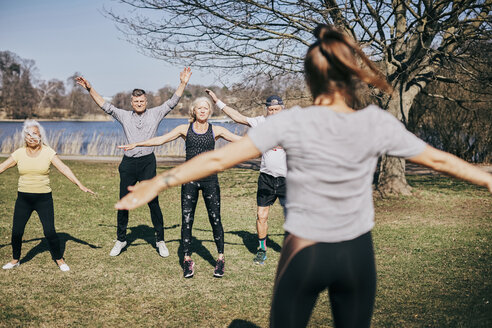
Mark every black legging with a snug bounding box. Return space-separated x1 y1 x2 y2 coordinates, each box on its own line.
270 231 376 328
11 192 62 260
181 178 224 257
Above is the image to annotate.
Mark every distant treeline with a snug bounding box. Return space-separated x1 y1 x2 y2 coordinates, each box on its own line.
0 50 490 162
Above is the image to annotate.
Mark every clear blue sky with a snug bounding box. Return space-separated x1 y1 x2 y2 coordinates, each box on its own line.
0 0 218 97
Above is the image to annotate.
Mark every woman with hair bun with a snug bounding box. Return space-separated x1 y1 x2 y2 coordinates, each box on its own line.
0 120 94 272
119 96 241 278
115 25 492 327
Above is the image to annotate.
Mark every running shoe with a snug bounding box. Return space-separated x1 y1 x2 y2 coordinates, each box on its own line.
2 261 20 270
214 258 225 278
156 241 169 257
253 249 267 265
109 240 127 257
58 263 70 272
183 259 195 278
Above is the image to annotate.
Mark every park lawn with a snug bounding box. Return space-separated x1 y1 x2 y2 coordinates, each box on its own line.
0 161 490 327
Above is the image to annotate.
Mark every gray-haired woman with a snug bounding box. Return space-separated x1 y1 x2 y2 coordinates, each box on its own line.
0 120 94 272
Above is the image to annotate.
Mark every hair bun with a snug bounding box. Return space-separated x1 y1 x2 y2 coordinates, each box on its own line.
313 24 344 42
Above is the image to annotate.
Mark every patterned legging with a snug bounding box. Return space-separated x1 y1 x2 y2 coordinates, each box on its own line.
181 178 224 257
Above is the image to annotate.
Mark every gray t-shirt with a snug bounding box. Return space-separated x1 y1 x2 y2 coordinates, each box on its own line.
102 94 180 157
246 116 287 177
247 105 427 243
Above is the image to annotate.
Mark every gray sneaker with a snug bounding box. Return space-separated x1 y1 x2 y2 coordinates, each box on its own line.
109 240 127 256
156 241 169 257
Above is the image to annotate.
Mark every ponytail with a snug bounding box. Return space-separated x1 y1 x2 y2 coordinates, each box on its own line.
305 24 392 105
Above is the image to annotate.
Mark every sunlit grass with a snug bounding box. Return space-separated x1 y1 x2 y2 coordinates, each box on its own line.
0 162 490 327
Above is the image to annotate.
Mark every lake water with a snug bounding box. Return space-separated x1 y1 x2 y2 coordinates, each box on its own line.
0 119 246 156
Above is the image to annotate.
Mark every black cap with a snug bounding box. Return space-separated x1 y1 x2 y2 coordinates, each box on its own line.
265 95 284 107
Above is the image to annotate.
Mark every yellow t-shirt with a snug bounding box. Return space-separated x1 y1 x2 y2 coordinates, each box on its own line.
11 145 56 193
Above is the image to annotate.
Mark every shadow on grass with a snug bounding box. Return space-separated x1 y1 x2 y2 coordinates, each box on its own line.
175 236 218 268
226 230 284 254
97 223 179 255
0 232 101 263
171 230 266 268
228 319 261 328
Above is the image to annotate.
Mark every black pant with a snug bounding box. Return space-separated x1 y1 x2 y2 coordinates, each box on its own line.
12 192 62 260
117 153 164 242
181 178 224 257
270 231 376 328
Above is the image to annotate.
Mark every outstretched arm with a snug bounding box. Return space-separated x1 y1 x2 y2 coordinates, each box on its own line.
409 145 492 193
116 136 261 210
118 124 188 151
0 156 16 174
205 89 251 126
75 76 105 108
174 67 192 97
213 126 242 142
51 155 95 194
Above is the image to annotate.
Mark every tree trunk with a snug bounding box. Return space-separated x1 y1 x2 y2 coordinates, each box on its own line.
376 156 412 196
375 83 421 196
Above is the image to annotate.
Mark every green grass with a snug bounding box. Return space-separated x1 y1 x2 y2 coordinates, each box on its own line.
0 162 490 327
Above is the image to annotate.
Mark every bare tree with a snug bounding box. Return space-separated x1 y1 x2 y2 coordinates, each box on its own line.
37 79 66 111
66 73 101 117
0 51 39 119
409 41 492 163
107 0 492 195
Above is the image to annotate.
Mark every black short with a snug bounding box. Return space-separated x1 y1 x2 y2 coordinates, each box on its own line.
257 172 286 207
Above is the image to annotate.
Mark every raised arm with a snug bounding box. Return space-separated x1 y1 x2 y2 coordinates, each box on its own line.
174 67 192 97
75 76 105 108
0 156 16 174
118 124 188 151
116 136 261 210
213 126 242 142
409 145 492 193
205 89 251 126
51 155 95 194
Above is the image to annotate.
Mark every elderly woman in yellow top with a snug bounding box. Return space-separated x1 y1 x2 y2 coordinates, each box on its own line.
0 120 94 272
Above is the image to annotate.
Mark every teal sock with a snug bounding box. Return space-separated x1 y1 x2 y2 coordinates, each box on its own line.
258 238 267 251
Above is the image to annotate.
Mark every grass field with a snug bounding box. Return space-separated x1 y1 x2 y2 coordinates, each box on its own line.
0 161 490 327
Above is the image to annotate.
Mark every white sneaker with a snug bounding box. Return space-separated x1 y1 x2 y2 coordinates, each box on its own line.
2 261 20 270
156 241 169 257
109 240 127 257
59 263 70 272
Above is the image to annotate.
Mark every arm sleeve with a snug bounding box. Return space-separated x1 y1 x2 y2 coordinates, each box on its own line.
247 113 287 153
101 102 126 122
46 146 57 161
11 148 21 163
378 110 427 158
154 93 181 120
246 116 261 128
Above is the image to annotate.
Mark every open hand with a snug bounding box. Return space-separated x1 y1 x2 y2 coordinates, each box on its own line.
180 67 192 85
79 185 95 195
118 144 136 151
75 76 91 91
115 177 162 210
205 89 218 102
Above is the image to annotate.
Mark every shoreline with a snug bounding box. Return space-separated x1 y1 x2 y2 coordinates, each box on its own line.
0 115 231 123
0 153 490 173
